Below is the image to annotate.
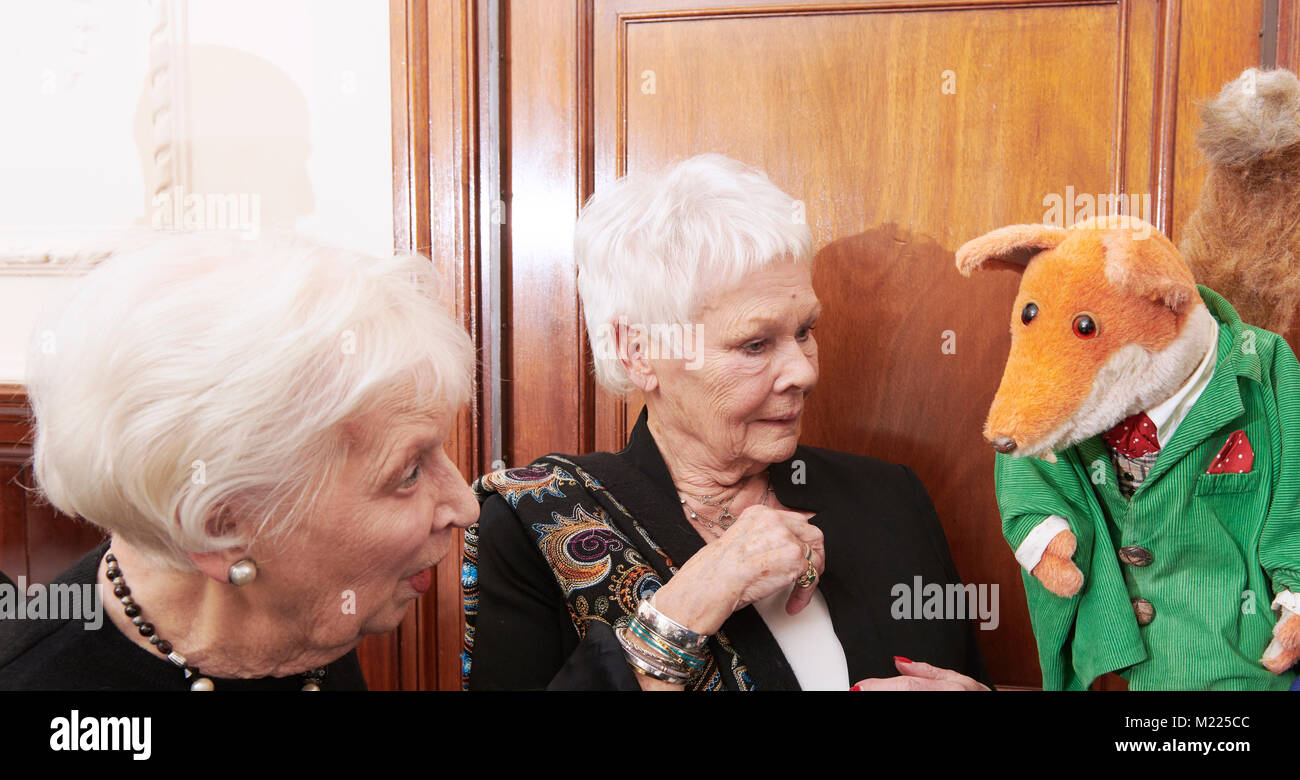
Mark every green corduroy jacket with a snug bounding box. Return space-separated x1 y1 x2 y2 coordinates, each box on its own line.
994 287 1300 690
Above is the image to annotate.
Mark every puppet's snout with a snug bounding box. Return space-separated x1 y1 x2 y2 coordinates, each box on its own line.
988 436 1017 454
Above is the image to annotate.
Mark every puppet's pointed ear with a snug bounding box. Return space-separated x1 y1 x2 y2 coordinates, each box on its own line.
1100 222 1199 314
956 224 1069 276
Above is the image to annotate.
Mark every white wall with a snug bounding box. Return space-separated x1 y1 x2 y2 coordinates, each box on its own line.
0 0 393 382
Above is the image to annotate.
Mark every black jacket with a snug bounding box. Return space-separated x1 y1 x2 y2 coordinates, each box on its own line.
468 411 989 690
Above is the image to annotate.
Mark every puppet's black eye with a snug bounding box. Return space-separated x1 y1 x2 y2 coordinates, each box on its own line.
1021 303 1039 325
1073 314 1098 339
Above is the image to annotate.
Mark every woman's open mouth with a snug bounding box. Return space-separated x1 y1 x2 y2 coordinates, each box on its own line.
405 566 433 594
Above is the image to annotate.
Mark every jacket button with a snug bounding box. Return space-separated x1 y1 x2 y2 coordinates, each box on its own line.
1118 546 1153 567
1132 598 1156 626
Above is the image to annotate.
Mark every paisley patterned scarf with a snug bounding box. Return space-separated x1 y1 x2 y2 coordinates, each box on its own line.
462 454 753 690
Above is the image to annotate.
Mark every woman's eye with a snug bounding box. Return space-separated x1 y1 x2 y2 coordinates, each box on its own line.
399 463 421 489
796 325 816 342
742 340 765 354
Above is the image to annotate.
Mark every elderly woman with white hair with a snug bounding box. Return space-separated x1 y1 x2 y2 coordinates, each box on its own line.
0 236 478 690
464 155 990 690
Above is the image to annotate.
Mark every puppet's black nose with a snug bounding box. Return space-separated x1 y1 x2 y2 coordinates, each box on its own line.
990 436 1017 454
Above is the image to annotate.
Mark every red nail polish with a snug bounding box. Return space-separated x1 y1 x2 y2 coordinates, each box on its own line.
894 655 913 664
849 684 861 691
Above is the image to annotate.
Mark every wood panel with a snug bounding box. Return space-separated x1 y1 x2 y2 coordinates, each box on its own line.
1167 0 1261 245
1282 0 1300 70
1 385 36 581
389 0 487 690
501 1 597 466
429 0 484 692
0 464 27 579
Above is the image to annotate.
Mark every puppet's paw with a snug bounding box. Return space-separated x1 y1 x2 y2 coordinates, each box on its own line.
1030 530 1083 598
1261 608 1300 675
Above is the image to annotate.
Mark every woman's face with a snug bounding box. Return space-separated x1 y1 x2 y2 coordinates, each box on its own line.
648 259 820 473
247 390 478 652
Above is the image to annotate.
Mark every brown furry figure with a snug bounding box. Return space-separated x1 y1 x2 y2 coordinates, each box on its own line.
1180 67 1300 339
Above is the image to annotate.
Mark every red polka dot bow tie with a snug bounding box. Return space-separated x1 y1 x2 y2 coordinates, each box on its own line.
1206 430 1254 474
1103 412 1161 458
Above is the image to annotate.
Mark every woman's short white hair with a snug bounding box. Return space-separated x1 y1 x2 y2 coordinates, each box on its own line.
575 153 812 394
26 234 474 570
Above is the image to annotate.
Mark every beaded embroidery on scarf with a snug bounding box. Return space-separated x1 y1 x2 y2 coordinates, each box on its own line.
462 458 753 690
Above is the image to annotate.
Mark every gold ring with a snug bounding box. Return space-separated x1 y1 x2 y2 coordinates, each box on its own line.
795 560 817 589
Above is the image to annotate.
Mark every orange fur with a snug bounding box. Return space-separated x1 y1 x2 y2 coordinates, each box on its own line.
1032 529 1083 597
1263 611 1300 673
971 221 1191 453
955 224 1068 274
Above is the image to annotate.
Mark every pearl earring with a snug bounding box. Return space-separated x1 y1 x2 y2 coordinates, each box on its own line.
227 558 258 586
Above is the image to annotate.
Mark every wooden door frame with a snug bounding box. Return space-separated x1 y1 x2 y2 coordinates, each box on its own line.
386 0 492 690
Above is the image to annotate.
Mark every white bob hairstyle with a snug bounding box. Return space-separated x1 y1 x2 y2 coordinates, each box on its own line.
26 234 474 570
575 154 813 394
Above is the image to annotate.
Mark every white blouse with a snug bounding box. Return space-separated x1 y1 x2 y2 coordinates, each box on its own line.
751 585 850 690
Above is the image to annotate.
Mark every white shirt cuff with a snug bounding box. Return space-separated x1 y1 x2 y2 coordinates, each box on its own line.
1271 589 1300 617
1014 515 1071 573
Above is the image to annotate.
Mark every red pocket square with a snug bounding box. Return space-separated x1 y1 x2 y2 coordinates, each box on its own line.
1207 430 1254 474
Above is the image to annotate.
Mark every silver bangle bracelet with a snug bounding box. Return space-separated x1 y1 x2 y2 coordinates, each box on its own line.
638 594 709 653
616 625 691 684
616 624 691 674
625 649 691 685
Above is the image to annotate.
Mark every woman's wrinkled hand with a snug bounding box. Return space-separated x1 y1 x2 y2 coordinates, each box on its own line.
850 657 990 691
650 504 824 636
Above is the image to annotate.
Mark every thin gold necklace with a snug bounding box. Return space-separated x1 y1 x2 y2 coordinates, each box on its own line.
679 473 773 538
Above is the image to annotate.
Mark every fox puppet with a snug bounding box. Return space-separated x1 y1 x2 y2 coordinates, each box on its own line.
956 67 1300 690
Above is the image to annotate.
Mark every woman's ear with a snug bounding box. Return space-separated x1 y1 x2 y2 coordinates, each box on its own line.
188 504 254 585
611 316 659 394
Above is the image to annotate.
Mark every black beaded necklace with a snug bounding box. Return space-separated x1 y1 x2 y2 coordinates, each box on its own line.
105 550 327 691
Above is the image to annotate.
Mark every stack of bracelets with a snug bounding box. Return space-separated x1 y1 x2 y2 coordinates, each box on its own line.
614 594 709 685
